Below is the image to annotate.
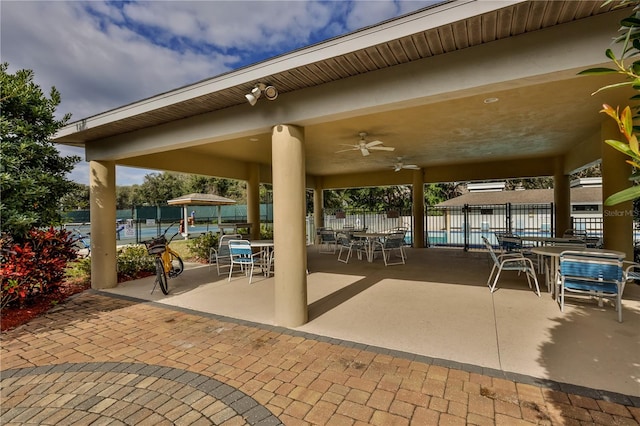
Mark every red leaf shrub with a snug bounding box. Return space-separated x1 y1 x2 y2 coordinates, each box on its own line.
1 228 77 309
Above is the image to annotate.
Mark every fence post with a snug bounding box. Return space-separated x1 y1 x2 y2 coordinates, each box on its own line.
506 203 512 234
463 204 469 251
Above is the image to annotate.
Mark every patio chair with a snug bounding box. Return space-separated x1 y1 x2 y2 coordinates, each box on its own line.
562 229 587 240
336 232 364 263
494 232 523 253
372 232 406 266
482 237 540 296
558 250 625 322
228 239 264 284
625 262 640 283
319 229 337 254
209 233 242 275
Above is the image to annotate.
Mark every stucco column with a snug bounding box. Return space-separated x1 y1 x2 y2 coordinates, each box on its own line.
314 180 324 244
602 120 633 258
247 163 261 240
412 169 425 248
272 124 308 326
553 157 571 237
89 160 117 289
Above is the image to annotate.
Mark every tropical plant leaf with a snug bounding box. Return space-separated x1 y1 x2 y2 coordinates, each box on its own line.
604 185 640 206
621 17 640 26
577 67 617 75
605 139 636 156
606 48 616 60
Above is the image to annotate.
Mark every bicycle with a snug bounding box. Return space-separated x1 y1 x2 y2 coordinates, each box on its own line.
70 227 91 258
143 223 184 295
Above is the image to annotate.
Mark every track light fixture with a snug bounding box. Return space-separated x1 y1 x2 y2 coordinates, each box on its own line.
245 83 278 106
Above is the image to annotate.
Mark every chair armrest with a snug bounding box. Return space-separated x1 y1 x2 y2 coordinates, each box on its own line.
496 252 525 260
624 262 640 280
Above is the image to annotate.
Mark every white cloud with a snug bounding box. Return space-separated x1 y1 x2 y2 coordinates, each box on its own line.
2 0 435 185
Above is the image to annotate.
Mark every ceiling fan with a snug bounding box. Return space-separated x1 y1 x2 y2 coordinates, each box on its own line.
392 157 420 172
336 132 395 157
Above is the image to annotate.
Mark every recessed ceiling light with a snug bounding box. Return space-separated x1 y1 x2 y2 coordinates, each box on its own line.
249 137 259 141
483 97 499 104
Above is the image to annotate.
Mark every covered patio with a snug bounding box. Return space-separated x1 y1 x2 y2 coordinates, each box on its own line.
102 247 640 398
54 1 636 328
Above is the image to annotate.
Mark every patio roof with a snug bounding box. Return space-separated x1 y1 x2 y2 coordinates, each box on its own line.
53 1 633 185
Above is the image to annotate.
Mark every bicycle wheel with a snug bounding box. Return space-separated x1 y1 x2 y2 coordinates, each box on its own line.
169 253 184 278
155 257 169 295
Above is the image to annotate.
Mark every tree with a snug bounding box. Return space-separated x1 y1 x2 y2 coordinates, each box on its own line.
0 63 79 239
579 0 640 205
59 182 90 211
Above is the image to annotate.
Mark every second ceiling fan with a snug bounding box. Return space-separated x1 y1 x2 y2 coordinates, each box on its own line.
336 132 395 157
392 157 420 172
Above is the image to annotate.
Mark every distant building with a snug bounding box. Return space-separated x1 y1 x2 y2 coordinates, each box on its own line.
430 179 603 244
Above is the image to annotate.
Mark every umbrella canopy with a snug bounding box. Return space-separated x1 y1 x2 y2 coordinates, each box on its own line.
167 193 237 206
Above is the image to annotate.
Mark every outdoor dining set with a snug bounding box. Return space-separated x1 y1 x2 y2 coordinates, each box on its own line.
317 226 408 266
486 229 638 323
208 234 274 284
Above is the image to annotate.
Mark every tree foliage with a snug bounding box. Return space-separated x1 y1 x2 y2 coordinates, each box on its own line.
578 0 640 205
0 63 80 238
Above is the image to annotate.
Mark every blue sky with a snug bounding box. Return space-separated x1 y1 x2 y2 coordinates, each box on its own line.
2 0 437 185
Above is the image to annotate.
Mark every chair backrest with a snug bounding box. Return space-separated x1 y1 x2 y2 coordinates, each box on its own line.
384 232 405 248
494 231 521 251
551 240 587 248
560 250 624 284
218 234 242 256
562 229 587 239
320 230 336 242
336 232 351 246
228 239 252 257
482 236 500 265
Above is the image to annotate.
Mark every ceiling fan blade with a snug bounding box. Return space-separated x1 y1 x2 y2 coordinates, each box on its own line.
365 140 383 148
369 146 395 151
404 164 420 169
335 147 357 153
360 147 370 156
393 165 402 172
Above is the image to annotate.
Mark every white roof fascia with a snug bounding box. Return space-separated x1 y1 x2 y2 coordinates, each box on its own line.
56 0 525 139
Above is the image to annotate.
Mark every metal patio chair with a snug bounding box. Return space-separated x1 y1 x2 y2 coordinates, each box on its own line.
372 232 406 266
482 236 540 296
336 232 364 263
228 239 264 284
209 233 242 275
318 229 337 254
558 250 625 322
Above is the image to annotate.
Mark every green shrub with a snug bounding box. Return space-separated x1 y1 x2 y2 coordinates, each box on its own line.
260 224 274 239
117 245 155 280
187 232 219 261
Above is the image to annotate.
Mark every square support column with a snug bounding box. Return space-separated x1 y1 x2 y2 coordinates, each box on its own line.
272 124 308 327
89 160 118 289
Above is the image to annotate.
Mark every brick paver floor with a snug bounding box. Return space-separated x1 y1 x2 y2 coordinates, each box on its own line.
2 291 639 425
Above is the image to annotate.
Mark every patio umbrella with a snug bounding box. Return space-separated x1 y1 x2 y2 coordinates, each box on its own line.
167 193 237 236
